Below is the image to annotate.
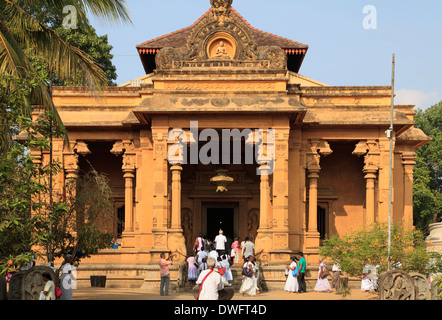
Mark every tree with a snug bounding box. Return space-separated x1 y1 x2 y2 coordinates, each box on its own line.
0 72 116 272
0 0 131 156
46 167 115 265
413 102 442 234
0 72 54 272
23 2 118 86
320 223 442 278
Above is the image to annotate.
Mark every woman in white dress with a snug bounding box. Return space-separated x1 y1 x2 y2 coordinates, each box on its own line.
60 255 74 300
239 256 257 296
314 258 332 293
222 255 233 283
284 256 299 293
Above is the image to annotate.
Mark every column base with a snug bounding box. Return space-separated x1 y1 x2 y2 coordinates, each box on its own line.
304 231 321 264
167 229 187 262
121 231 136 249
255 229 272 264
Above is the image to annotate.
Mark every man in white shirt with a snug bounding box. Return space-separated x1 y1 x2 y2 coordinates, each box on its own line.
196 257 224 300
214 229 227 256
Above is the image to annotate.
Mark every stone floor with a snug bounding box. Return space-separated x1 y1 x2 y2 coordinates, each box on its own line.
73 287 379 300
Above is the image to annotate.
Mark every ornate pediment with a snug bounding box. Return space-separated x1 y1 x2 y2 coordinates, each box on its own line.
155 0 287 71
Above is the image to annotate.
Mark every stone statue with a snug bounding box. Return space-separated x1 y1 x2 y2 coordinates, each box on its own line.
213 41 230 59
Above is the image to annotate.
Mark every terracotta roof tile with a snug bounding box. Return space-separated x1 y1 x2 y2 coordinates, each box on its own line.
136 8 308 51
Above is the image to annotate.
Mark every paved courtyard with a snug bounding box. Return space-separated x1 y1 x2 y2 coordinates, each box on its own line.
73 287 379 301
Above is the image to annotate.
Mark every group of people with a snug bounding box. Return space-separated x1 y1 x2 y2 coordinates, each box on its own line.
284 253 336 294
283 252 308 294
284 255 380 295
181 231 259 300
188 231 237 286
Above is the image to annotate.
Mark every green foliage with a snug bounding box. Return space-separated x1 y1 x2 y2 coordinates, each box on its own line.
23 3 118 86
47 167 115 265
320 223 442 278
0 72 53 269
413 102 442 234
0 72 115 274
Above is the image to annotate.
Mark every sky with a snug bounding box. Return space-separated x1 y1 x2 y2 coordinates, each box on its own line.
88 0 442 110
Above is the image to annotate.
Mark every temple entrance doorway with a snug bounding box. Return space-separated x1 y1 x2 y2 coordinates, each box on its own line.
202 202 239 245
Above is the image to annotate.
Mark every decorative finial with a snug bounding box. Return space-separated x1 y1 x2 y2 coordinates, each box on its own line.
210 0 233 25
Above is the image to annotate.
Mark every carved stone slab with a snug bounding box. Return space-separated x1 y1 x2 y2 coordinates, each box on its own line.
379 270 416 300
410 273 430 300
8 267 59 300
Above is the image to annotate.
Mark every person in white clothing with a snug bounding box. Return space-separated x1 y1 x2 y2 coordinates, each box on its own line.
222 255 233 283
196 257 224 300
284 256 299 293
60 254 74 300
208 248 219 260
314 258 332 293
214 229 227 256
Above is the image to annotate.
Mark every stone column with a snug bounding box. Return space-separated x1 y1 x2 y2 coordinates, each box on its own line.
64 153 80 182
111 140 136 246
259 165 271 230
353 140 380 225
254 128 275 264
364 169 377 225
170 164 183 230
307 169 320 233
378 137 395 223
269 126 292 262
123 170 135 232
401 152 416 230
305 140 332 260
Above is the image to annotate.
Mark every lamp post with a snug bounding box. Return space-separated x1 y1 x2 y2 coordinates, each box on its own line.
387 53 395 271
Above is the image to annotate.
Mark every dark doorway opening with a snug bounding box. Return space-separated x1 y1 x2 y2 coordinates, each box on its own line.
206 207 235 242
117 205 125 238
317 205 326 240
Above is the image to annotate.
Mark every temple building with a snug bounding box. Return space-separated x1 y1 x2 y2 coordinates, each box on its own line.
45 0 429 287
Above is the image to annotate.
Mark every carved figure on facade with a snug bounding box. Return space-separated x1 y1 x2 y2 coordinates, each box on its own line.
181 208 194 254
155 0 287 71
247 209 259 241
213 40 230 59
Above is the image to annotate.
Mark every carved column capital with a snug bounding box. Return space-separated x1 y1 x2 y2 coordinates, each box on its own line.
64 153 79 181
353 140 380 173
401 152 417 167
72 141 91 156
306 139 333 172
